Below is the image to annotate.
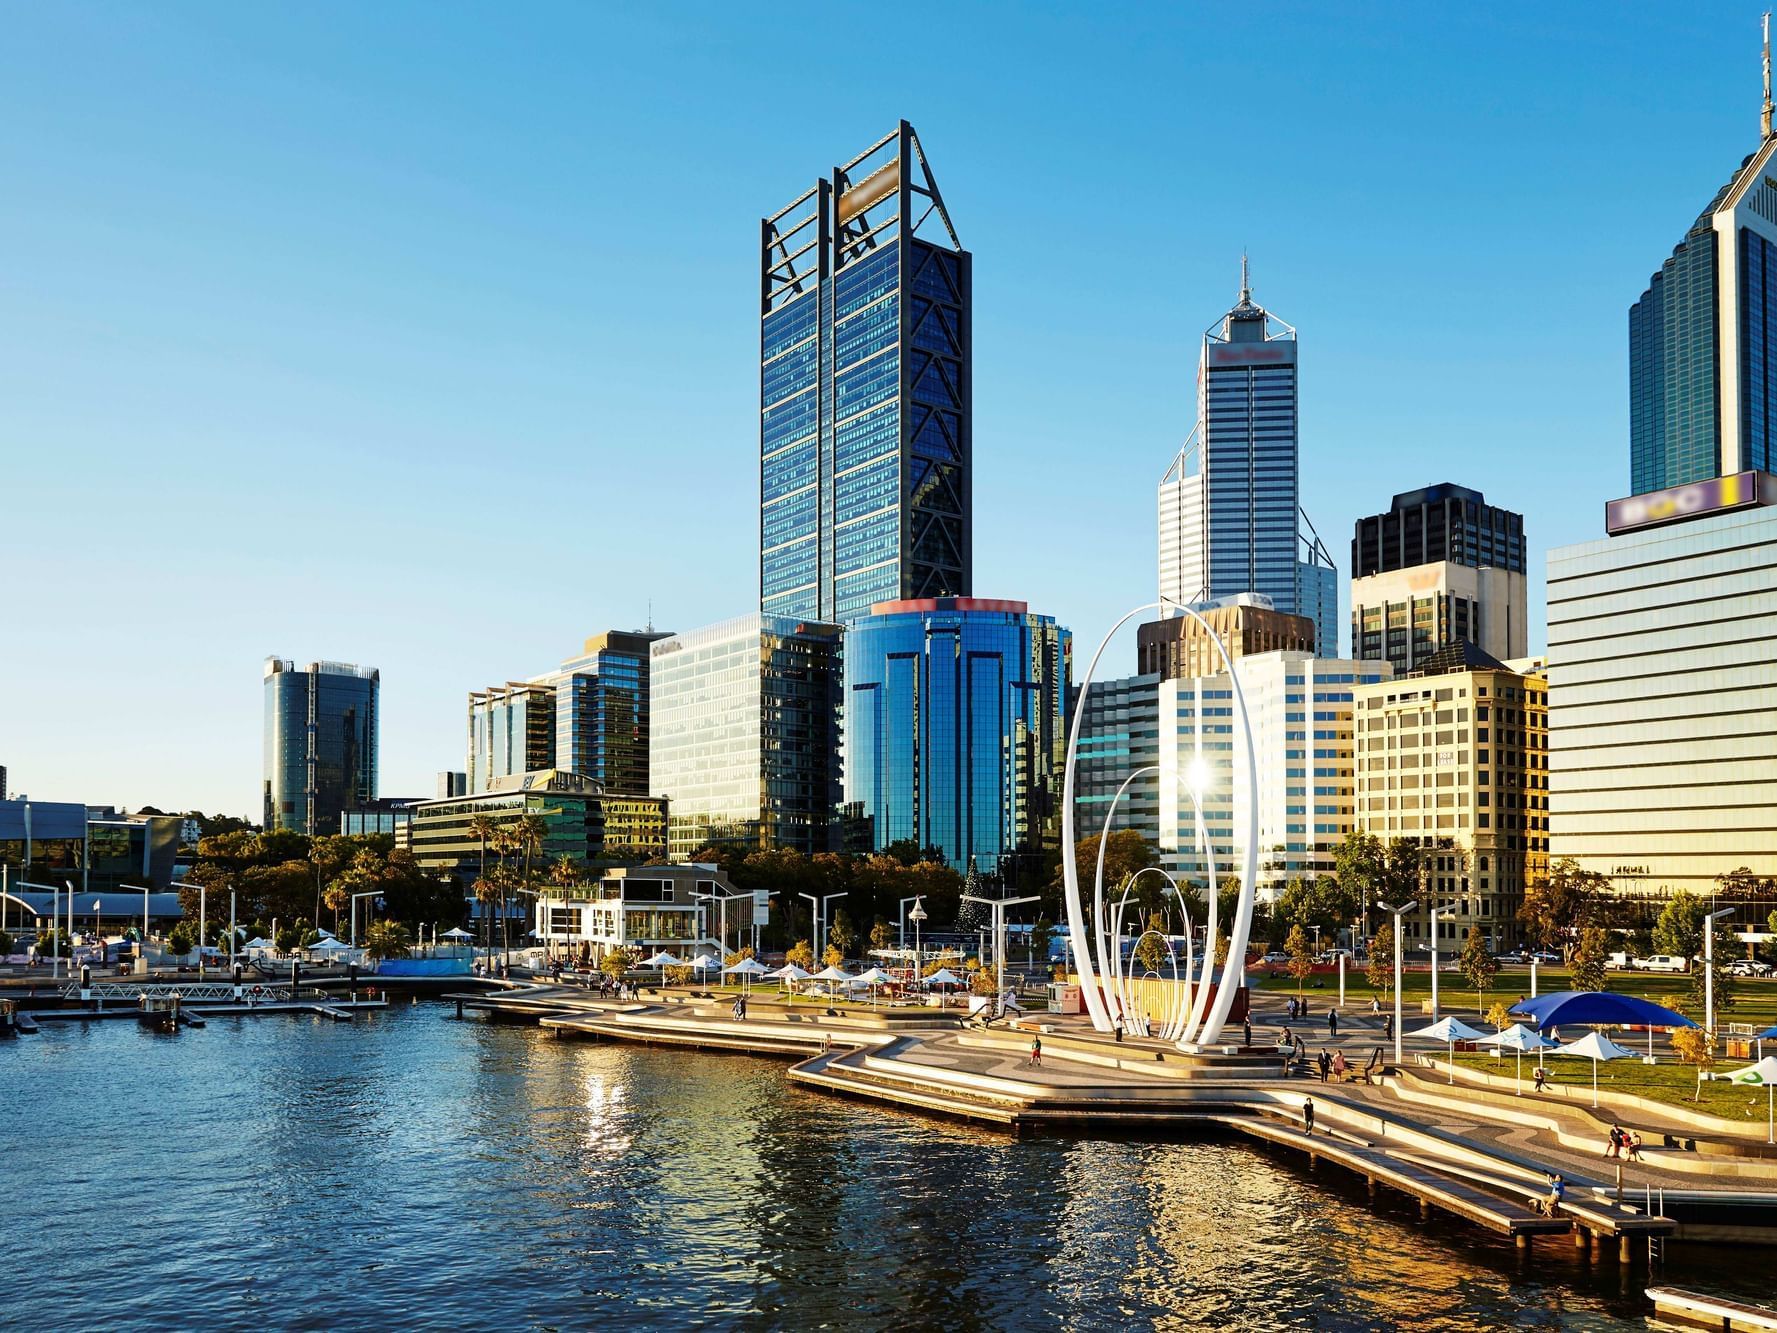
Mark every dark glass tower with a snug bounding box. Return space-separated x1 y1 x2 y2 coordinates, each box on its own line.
1350 483 1526 577
554 630 670 794
1629 94 1777 493
843 597 1069 881
263 658 379 835
760 121 971 624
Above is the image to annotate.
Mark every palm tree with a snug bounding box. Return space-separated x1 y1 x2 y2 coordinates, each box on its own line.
468 814 498 951
489 823 519 966
509 814 548 969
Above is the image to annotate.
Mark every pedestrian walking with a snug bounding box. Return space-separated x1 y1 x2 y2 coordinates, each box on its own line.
1533 1065 1550 1093
1029 1036 1042 1067
1604 1124 1623 1159
1384 1013 1394 1041
1327 1009 1338 1037
1242 1016 1252 1047
1114 1017 1124 1043
1318 1049 1330 1082
1303 1097 1315 1135
1370 996 1381 1015
1627 1131 1645 1163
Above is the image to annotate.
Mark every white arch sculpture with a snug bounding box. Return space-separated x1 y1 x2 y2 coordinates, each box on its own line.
1060 601 1259 1045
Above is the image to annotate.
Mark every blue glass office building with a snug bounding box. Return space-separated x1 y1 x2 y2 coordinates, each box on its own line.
1630 130 1777 494
844 598 1068 880
761 121 971 625
263 658 379 835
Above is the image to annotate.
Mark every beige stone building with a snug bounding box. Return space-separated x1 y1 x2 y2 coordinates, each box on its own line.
1352 643 1548 951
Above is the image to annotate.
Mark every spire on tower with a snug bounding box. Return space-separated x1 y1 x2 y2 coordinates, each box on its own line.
1763 12 1773 139
1240 251 1251 304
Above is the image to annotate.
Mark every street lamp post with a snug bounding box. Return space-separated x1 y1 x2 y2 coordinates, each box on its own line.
960 891 1039 998
908 897 927 986
796 892 818 960
1429 905 1446 1020
1705 907 1735 1039
820 892 848 962
1377 900 1418 1067
898 895 921 949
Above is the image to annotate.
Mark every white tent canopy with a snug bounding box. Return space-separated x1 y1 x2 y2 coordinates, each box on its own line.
854 967 892 984
690 954 721 971
767 963 811 981
1726 1054 1777 1144
1552 1030 1640 1108
642 951 684 968
812 965 854 982
309 937 355 953
924 968 964 987
1411 1015 1489 1086
441 927 473 940
723 958 769 975
1479 1022 1558 1094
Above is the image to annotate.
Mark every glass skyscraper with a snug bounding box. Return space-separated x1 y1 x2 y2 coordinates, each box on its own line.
263 658 379 836
1630 127 1777 494
649 614 844 858
760 120 971 625
1158 268 1337 654
844 598 1069 880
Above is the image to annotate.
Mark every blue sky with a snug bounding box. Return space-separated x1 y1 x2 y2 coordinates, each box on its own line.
1 3 1763 817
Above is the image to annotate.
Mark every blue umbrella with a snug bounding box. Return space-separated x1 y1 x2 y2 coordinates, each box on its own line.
1509 990 1696 1031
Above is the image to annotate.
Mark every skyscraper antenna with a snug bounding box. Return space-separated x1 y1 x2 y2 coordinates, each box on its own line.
1764 12 1773 140
1240 251 1251 303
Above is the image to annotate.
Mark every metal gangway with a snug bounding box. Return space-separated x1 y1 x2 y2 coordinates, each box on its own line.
59 981 316 1004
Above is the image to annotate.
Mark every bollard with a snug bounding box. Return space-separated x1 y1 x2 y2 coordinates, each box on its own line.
80 964 93 1004
291 959 301 993
233 962 244 1001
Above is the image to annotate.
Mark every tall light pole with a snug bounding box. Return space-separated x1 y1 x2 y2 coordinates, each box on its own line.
898 895 921 948
1377 900 1418 1067
1705 907 1735 1039
961 891 1039 997
820 891 848 962
908 897 927 984
1428 905 1446 1020
796 892 818 958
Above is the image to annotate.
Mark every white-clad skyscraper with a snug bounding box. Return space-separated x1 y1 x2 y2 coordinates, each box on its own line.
1159 264 1336 654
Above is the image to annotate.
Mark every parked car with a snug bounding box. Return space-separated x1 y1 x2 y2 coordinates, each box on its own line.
1726 959 1773 977
1630 954 1689 973
1530 950 1561 963
1259 951 1290 965
1496 950 1530 964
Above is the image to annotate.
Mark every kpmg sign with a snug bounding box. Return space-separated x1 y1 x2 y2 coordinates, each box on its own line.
1605 471 1774 536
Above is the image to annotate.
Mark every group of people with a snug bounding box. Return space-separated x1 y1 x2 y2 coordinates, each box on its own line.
1604 1123 1644 1161
731 993 749 1021
1314 1048 1350 1082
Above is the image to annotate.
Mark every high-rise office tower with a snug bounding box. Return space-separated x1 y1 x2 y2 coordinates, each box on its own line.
1158 264 1337 654
263 658 379 836
760 120 971 624
467 680 556 793
1629 30 1777 494
552 630 669 795
1349 483 1528 673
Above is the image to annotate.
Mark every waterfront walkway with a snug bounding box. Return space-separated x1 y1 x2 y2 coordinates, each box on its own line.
452 978 1777 1254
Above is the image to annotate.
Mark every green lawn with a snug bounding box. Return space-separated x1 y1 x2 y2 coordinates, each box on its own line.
1249 964 1777 1030
1450 1049 1776 1122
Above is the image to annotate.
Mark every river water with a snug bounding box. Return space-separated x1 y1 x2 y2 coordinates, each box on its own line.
1 1004 1767 1330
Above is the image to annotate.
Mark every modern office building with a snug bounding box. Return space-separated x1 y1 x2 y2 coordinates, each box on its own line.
339 797 420 840
552 630 668 794
1074 653 1387 897
436 771 467 799
535 865 754 962
1352 643 1548 950
0 801 183 893
1629 80 1777 495
760 121 971 625
466 630 669 796
1349 483 1529 673
407 770 667 887
649 615 845 858
1158 266 1338 655
1351 483 1528 578
1547 473 1777 895
1071 673 1162 849
843 597 1069 879
262 658 379 836
1136 595 1316 681
467 681 556 793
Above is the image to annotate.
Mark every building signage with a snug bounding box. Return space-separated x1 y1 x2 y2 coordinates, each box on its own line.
1605 471 1771 535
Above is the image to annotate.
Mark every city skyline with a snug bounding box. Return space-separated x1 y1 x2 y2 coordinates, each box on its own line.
6 5 1772 817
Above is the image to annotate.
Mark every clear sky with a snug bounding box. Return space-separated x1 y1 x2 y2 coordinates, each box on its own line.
1 3 1765 818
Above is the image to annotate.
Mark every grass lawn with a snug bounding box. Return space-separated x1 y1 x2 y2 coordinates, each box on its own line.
1249 965 1777 1030
1451 1049 1776 1123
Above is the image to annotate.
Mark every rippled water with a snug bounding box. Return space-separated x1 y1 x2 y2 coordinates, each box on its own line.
0 1005 1764 1330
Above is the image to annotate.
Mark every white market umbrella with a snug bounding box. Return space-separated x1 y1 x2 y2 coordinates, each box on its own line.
924 968 963 987
1410 1016 1489 1085
642 951 683 968
243 937 275 950
1552 1031 1639 1108
768 962 811 1005
1725 1054 1777 1144
722 956 767 993
441 927 473 941
812 964 855 1003
853 965 892 1008
690 954 720 972
1479 1023 1558 1095
309 937 354 954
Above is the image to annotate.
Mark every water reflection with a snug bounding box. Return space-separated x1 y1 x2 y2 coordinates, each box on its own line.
0 1006 1764 1331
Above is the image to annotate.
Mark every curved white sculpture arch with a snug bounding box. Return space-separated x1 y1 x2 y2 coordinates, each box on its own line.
1060 601 1260 1045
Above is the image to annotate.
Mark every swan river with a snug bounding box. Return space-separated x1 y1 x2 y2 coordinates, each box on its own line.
3 1003 1770 1331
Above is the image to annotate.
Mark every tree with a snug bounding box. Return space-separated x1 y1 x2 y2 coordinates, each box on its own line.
1332 832 1422 933
1285 924 1314 997
362 920 413 962
1518 858 1607 955
828 909 857 959
1653 891 1707 962
548 855 582 893
1459 925 1497 1013
1570 925 1608 992
1670 1026 1715 1101
600 946 633 979
1687 948 1735 1020
1366 923 1395 995
1132 912 1169 974
275 923 304 954
1055 830 1156 900
167 923 196 957
785 938 815 970
1485 1000 1512 1032
869 918 894 953
468 813 498 947
822 942 845 969
1029 916 1055 967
